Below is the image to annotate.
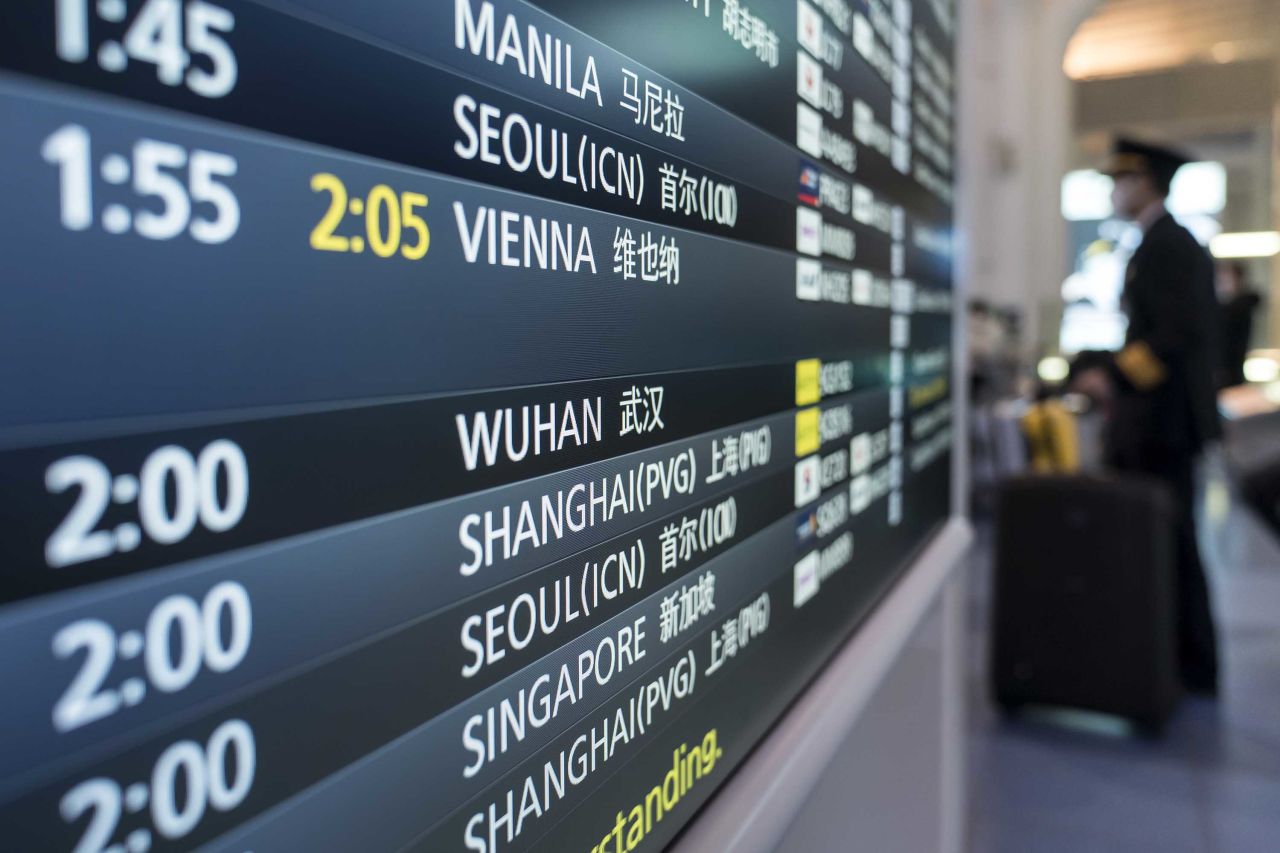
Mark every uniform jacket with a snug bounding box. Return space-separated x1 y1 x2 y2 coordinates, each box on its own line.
1107 213 1221 462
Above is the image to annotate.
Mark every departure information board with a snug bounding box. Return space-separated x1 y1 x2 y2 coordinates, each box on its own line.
0 1 955 850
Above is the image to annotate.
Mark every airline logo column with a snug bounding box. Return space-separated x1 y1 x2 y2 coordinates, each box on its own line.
886 1 914 526
794 0 853 268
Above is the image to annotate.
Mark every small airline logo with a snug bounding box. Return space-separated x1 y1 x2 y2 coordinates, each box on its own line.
793 551 820 608
796 207 822 256
797 1 824 58
853 13 874 58
797 102 823 158
795 509 818 546
849 473 871 514
795 407 821 456
849 433 872 475
891 314 910 348
798 161 821 207
797 51 823 108
890 350 905 384
794 456 821 507
852 269 873 305
891 278 914 313
796 258 822 302
853 183 874 223
795 358 822 406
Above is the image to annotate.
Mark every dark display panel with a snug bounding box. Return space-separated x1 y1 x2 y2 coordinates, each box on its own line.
0 1 955 850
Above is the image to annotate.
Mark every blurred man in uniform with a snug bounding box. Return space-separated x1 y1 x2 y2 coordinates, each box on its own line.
1074 138 1222 694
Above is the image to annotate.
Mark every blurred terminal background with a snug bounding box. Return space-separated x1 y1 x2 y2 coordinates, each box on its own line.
958 0 1280 851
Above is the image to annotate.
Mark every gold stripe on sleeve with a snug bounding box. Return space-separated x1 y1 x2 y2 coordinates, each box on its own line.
1116 341 1167 390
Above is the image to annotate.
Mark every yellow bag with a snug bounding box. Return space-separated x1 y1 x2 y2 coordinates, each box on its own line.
1021 400 1080 474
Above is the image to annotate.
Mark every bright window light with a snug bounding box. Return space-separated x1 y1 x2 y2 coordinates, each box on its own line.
1037 356 1071 383
1211 232 1280 259
1061 162 1226 223
1061 170 1114 221
1180 214 1223 247
1243 352 1280 384
1168 162 1226 218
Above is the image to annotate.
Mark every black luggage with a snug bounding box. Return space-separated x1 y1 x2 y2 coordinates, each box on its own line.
991 474 1180 729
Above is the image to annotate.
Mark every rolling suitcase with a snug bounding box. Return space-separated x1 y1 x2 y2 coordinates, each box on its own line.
991 474 1180 729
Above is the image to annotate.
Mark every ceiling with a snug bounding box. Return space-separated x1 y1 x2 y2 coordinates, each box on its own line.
1063 0 1280 80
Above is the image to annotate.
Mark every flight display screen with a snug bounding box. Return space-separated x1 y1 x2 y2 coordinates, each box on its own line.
0 1 955 850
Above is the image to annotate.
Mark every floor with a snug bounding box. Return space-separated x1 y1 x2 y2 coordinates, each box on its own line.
966 459 1280 853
